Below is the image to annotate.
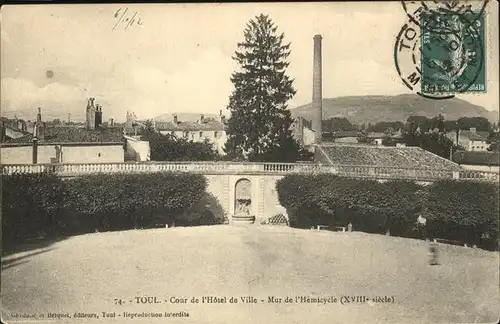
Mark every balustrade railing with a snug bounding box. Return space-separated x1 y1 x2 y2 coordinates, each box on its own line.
0 162 498 182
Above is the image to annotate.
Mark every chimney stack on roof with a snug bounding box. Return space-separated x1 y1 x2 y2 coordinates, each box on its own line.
200 114 205 124
173 114 178 124
219 110 226 124
35 122 46 141
312 34 323 144
37 107 42 123
95 104 103 128
86 97 96 130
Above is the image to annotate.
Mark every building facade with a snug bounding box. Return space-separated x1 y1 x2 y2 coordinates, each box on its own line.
1 100 125 165
446 128 490 151
155 112 228 155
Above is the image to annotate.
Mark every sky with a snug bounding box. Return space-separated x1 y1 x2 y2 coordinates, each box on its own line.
1 2 498 123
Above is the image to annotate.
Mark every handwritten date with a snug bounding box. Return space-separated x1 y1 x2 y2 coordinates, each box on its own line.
113 8 143 31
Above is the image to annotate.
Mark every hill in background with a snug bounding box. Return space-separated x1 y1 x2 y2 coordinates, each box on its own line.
291 94 499 125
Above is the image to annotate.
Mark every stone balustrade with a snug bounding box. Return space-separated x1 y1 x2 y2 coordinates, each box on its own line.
0 162 498 182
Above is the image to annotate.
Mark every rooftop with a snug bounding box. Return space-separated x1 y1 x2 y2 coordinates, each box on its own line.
448 130 490 141
3 126 124 144
156 120 225 132
317 144 462 170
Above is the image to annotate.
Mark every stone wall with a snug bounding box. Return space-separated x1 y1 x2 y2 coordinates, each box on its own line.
203 174 286 224
1 144 124 164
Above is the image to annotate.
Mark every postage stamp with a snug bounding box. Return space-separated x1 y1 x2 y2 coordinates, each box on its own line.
395 2 487 99
420 11 486 94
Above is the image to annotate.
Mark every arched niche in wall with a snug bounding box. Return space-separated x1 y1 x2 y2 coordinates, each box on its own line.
234 178 252 216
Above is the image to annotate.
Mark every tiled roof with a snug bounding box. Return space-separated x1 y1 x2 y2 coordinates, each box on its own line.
318 144 462 170
453 150 500 166
4 126 124 144
155 120 225 131
448 130 489 141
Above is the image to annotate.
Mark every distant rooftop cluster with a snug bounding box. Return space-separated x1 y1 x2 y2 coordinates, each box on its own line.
5 127 124 144
1 99 123 145
317 144 462 170
155 113 226 132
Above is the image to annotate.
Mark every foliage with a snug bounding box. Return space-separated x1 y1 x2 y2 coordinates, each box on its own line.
368 121 406 133
276 175 498 249
2 173 67 243
224 14 302 162
276 175 422 233
456 117 492 132
403 127 457 158
487 132 500 152
140 123 221 161
356 129 371 144
64 173 207 230
322 117 356 132
2 172 207 246
424 180 499 247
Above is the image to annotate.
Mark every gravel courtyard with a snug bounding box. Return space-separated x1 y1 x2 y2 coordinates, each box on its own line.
1 225 498 324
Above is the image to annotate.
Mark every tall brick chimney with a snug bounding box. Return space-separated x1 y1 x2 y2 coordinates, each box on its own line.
312 34 323 144
95 104 102 128
86 97 96 130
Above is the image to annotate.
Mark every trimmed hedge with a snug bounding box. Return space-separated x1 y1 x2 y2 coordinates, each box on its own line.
2 172 207 247
277 174 498 250
2 173 67 244
424 180 499 249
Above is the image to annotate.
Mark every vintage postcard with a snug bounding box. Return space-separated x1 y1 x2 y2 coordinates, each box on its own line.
1 1 499 323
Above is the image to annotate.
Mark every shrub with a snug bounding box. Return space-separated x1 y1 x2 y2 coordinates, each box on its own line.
277 175 421 234
64 172 207 231
424 180 499 248
2 172 67 245
2 172 208 247
277 174 498 249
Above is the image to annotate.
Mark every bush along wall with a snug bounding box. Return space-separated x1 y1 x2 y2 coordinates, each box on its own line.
2 172 67 245
276 174 498 250
424 180 499 250
1 172 207 248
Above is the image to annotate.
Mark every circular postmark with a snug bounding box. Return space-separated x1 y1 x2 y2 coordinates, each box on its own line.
401 0 488 33
394 12 484 99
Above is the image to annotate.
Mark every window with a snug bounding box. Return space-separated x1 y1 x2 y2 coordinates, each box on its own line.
199 131 203 138
214 131 218 138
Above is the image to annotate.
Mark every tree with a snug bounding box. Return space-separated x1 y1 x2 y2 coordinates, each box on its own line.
407 116 432 133
357 129 371 144
224 14 300 162
457 117 492 132
323 117 356 132
368 121 405 133
487 132 500 151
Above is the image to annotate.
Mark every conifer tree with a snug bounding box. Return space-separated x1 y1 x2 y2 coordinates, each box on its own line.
224 14 301 162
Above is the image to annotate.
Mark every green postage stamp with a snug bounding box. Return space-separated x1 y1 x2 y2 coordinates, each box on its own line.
395 1 488 99
420 12 486 94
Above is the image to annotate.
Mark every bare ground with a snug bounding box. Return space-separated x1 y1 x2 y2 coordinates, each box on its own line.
1 225 498 324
